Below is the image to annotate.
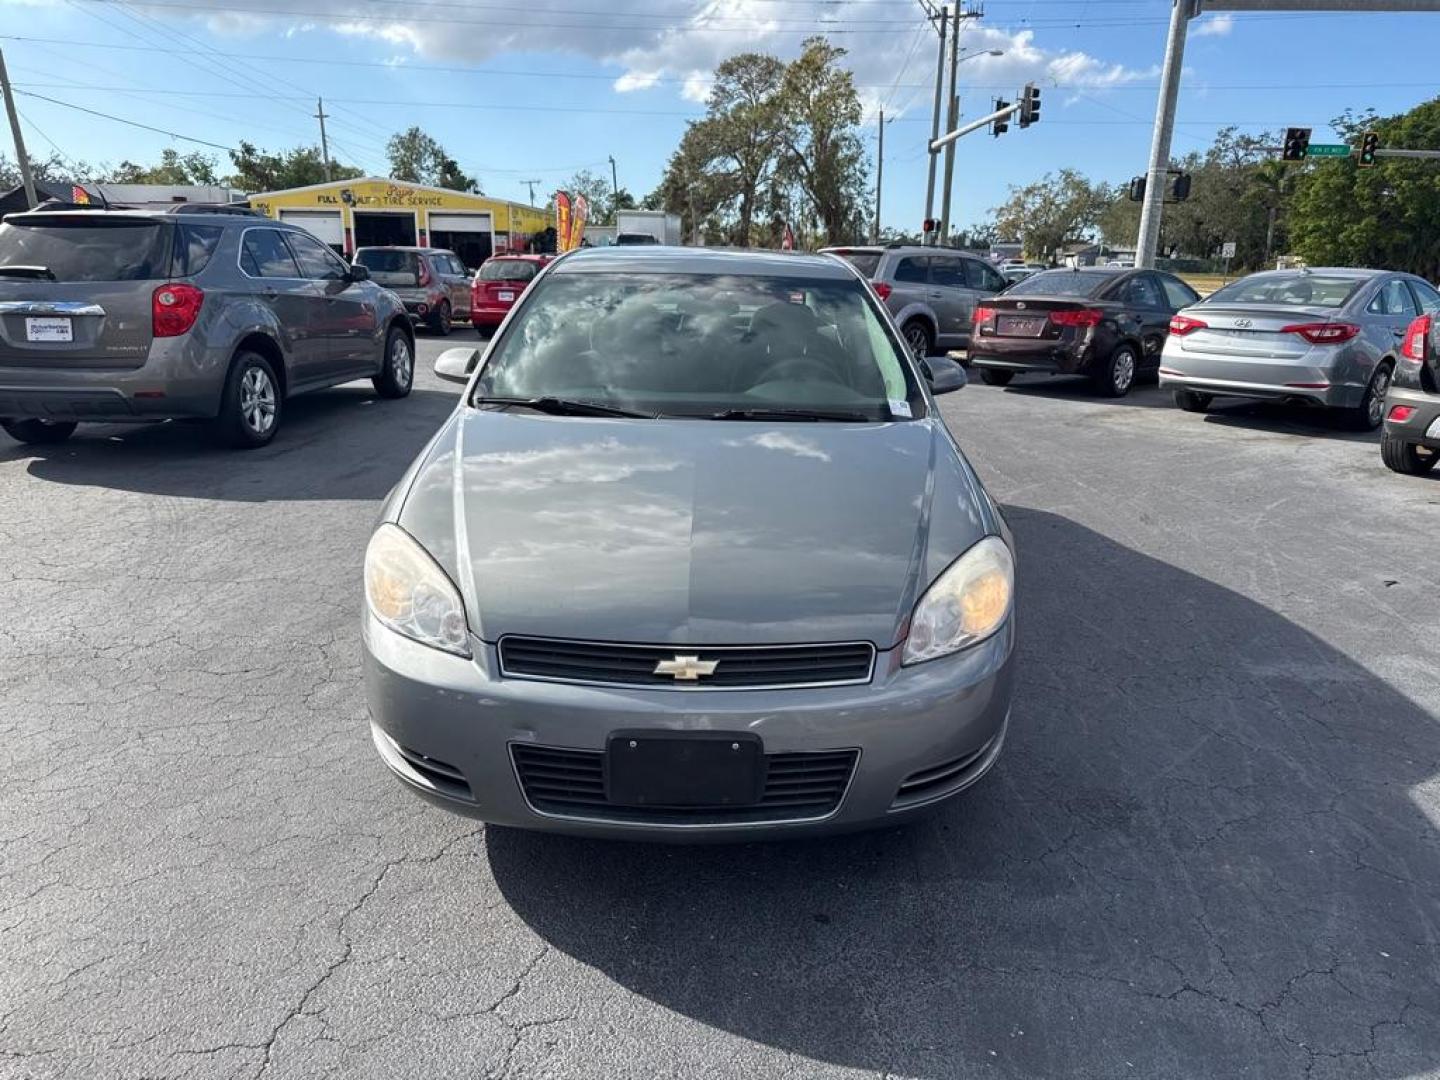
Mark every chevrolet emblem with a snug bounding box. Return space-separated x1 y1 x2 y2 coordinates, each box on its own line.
654 654 719 681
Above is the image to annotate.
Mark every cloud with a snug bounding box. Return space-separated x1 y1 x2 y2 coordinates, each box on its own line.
614 70 662 93
1193 14 1235 37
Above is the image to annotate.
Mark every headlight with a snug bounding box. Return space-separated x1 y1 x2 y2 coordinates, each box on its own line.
903 535 1014 665
364 523 471 657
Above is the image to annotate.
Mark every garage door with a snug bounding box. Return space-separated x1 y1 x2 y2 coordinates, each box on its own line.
429 213 493 271
278 209 344 250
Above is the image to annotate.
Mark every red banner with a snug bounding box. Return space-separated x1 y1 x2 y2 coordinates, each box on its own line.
554 191 573 255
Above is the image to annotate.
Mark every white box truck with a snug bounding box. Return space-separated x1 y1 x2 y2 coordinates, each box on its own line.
615 210 684 246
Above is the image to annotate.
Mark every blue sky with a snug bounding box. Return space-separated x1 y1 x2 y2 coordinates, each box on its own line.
1 0 1436 233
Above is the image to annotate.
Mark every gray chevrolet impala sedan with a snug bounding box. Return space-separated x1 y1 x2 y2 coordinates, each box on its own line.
362 247 1016 839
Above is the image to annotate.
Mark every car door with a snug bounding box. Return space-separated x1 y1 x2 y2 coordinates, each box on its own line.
239 227 325 387
1158 272 1201 318
925 256 972 347
1367 278 1419 360
285 229 378 379
1121 273 1172 366
963 257 1008 339
888 255 932 329
446 254 473 318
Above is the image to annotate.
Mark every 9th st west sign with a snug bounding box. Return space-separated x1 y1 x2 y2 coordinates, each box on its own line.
1306 143 1352 158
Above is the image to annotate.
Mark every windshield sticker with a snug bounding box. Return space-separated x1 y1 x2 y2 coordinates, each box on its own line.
889 399 912 418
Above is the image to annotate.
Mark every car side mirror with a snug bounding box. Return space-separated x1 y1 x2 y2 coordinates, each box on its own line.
434 346 479 384
346 263 370 283
922 355 967 395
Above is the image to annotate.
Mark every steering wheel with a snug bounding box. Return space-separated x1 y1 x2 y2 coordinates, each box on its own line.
755 356 846 387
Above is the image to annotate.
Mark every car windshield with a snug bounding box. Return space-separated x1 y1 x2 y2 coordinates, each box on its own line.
1205 274 1361 308
828 250 881 277
1004 270 1113 297
0 217 171 281
479 259 540 282
473 272 923 421
354 249 419 285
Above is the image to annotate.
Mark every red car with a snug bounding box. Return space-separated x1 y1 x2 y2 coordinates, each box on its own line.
471 254 551 333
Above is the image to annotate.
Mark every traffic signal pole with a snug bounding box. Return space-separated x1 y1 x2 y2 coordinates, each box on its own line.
921 3 947 243
1134 0 1440 269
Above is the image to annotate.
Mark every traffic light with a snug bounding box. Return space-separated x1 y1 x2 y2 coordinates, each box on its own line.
922 218 938 236
1019 83 1041 128
1127 176 1146 202
1171 172 1192 202
1359 131 1379 168
992 99 1010 137
1282 126 1311 162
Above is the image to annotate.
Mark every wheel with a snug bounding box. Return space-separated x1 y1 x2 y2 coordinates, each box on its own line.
1380 431 1440 475
1092 343 1139 398
373 326 414 400
902 319 934 359
430 300 452 336
1 418 77 445
213 351 281 449
1173 388 1212 413
1348 363 1392 431
979 368 1014 387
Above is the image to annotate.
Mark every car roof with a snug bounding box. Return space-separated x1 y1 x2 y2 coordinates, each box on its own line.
4 208 255 227
1230 267 1388 280
551 245 856 280
354 245 441 253
487 253 549 261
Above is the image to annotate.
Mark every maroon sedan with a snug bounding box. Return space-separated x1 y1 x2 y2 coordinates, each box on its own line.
471 254 551 333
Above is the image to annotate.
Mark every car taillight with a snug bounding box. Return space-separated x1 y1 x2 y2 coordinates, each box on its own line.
1280 321 1360 345
152 283 204 338
973 305 996 324
1050 308 1104 328
1168 314 1208 336
416 259 432 287
872 281 893 301
1388 405 1416 423
1400 314 1431 362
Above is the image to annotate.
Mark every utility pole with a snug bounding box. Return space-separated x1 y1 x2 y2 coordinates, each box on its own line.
314 98 332 182
872 109 886 244
0 48 37 210
522 179 540 206
921 1 947 242
607 155 619 224
938 7 982 245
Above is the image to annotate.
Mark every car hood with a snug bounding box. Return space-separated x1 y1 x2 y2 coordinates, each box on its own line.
394 410 998 648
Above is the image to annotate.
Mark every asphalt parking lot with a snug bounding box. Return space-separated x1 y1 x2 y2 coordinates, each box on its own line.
3 338 1439 1080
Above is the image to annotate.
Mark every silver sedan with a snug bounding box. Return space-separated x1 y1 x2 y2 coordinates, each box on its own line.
1158 268 1440 429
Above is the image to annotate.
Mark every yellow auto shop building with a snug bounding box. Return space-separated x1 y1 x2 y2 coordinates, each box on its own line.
248 178 553 269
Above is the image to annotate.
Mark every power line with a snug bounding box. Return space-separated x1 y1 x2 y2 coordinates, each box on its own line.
12 90 236 150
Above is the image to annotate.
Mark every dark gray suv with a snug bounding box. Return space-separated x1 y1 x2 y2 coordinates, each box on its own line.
0 208 413 448
822 244 1008 356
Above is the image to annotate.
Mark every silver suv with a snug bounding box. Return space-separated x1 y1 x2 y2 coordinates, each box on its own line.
353 246 472 336
0 207 413 449
822 244 1008 356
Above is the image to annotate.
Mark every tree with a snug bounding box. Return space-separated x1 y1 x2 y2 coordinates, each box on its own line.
992 170 1109 258
386 127 479 193
778 38 868 246
226 141 362 193
108 149 220 186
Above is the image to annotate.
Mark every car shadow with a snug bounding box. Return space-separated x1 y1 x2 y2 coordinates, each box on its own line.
994 376 1176 409
485 507 1440 1077
3 384 457 502
1199 400 1380 443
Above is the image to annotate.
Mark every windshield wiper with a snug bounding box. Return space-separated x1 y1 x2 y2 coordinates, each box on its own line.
708 407 872 422
0 265 57 280
476 395 657 419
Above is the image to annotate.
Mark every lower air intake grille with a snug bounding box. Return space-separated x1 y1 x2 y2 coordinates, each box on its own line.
512 744 858 825
891 739 994 809
498 637 875 689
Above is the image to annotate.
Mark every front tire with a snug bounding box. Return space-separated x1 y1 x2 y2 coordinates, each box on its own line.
214 351 282 449
1380 431 1440 476
902 319 934 359
1173 388 1212 413
1093 343 1139 398
1349 363 1392 431
979 368 1014 387
430 300 452 336
1 418 77 445
373 326 414 399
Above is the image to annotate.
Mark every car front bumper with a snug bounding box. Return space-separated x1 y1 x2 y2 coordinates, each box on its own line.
363 612 1016 841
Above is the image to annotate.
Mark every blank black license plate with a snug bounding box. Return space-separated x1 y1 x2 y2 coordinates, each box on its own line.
997 315 1045 337
605 731 764 807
